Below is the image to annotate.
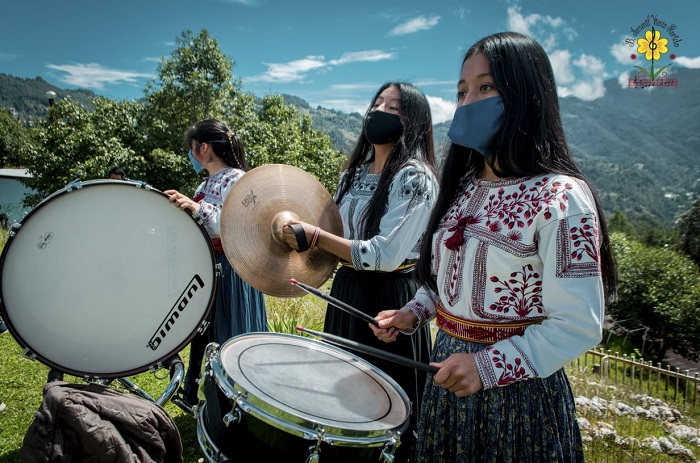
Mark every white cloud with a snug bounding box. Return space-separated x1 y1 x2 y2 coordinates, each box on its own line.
252 56 326 83
248 50 395 83
330 83 382 92
548 49 575 85
315 99 367 115
571 78 606 100
46 63 154 90
426 95 454 124
617 72 632 88
506 6 575 52
574 53 605 76
610 42 635 65
329 50 396 66
389 16 440 36
675 56 700 68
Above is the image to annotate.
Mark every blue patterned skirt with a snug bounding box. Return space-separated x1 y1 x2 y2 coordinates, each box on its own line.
416 330 584 463
182 253 268 404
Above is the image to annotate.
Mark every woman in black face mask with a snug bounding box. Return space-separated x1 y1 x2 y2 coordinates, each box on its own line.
283 82 438 463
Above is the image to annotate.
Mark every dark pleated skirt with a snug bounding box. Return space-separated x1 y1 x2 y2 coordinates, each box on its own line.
416 330 584 463
183 253 268 404
325 265 432 463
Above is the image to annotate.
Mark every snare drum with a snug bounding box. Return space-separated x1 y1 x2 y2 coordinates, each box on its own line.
197 332 410 463
0 180 216 378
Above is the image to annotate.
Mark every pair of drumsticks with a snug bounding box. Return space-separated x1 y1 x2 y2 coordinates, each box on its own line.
290 279 438 374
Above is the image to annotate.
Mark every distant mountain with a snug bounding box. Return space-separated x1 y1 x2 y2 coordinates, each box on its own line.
2 70 698 227
0 74 95 125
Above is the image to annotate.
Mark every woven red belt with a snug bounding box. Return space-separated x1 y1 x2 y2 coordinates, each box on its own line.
436 305 545 344
211 237 224 254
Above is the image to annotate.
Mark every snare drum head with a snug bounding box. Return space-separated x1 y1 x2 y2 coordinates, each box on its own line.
214 333 410 438
0 180 216 377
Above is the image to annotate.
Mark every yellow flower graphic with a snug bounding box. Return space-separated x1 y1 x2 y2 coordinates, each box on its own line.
637 29 669 61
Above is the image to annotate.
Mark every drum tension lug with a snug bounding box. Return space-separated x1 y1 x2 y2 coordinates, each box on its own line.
65 179 83 192
304 430 324 463
215 263 222 277
198 320 210 334
222 406 242 427
380 434 400 463
21 348 37 361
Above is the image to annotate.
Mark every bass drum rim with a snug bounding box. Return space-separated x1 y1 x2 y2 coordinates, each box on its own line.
0 179 217 378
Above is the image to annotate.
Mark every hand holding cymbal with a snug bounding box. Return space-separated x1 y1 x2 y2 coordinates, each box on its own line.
219 164 343 298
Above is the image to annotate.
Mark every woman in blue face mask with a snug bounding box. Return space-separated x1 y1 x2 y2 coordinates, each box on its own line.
165 119 268 408
282 82 439 463
371 33 618 462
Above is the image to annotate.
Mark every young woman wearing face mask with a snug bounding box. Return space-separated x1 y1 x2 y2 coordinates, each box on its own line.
165 119 268 408
283 82 438 462
371 33 617 462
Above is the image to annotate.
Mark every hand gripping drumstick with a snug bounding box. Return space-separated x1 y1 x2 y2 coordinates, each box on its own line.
290 278 380 326
296 326 438 374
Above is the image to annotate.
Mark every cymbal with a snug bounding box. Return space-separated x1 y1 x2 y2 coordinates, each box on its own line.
220 164 343 298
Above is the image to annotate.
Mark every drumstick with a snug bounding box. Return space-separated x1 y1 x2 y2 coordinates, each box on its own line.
290 278 379 326
296 326 439 374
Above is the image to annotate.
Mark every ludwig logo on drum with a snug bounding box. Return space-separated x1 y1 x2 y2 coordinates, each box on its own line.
148 274 206 350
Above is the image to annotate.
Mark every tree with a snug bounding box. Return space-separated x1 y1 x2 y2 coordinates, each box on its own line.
142 29 240 154
677 198 700 266
238 94 344 192
21 97 199 203
0 107 31 168
608 232 700 361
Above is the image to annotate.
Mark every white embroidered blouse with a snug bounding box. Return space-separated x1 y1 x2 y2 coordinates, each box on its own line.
404 174 605 389
192 168 244 238
335 161 438 272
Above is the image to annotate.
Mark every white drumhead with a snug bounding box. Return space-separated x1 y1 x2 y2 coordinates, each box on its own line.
0 180 215 377
215 333 410 438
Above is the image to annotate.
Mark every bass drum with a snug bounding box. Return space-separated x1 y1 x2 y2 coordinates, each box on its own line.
197 332 410 463
0 180 216 378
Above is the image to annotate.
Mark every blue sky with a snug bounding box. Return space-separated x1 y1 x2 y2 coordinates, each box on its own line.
1 0 698 123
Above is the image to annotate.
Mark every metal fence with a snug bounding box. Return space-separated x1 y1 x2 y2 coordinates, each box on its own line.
571 347 700 409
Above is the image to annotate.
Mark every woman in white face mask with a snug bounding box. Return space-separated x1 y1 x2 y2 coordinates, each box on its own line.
283 82 439 463
165 119 268 408
371 33 618 463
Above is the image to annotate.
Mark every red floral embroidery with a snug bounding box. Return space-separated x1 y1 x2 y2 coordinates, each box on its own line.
491 349 531 384
489 264 543 317
480 178 571 237
570 216 599 262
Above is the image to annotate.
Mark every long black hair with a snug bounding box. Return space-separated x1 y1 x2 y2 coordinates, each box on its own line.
417 32 617 301
335 82 437 239
184 119 250 171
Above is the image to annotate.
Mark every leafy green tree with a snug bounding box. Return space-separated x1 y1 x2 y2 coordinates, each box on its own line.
21 97 199 203
608 232 700 361
239 94 344 192
0 107 32 168
677 198 700 266
142 28 240 154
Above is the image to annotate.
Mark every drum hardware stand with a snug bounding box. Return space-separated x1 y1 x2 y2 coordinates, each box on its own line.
304 429 325 463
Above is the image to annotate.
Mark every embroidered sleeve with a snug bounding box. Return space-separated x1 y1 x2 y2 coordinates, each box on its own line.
350 163 438 271
474 182 605 389
399 286 439 335
197 169 243 237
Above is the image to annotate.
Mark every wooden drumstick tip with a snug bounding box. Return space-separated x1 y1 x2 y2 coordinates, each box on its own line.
290 278 298 285
295 325 305 332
